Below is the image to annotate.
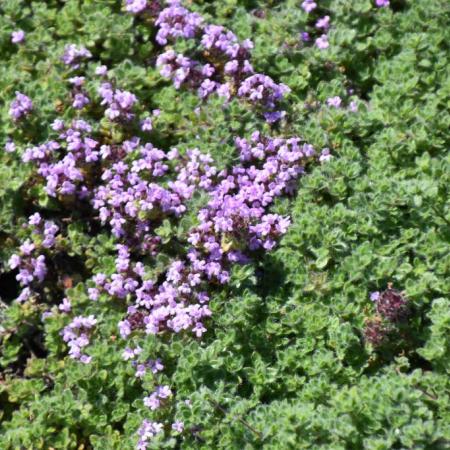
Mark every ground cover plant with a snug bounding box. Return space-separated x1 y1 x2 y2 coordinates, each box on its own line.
0 0 449 449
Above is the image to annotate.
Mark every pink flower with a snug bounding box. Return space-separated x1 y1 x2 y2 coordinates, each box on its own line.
315 16 330 31
315 34 329 50
301 0 317 13
11 30 25 44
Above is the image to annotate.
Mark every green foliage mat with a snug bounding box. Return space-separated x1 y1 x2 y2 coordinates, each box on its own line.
0 0 449 448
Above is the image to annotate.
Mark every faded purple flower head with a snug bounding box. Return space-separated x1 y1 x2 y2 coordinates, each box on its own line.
376 287 409 322
364 317 388 346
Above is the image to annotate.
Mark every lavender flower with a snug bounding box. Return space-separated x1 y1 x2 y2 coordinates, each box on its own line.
172 421 184 433
5 141 16 153
375 0 390 7
319 148 332 163
155 4 203 45
315 16 331 31
125 0 148 14
301 0 317 13
300 32 311 42
137 420 163 449
61 315 97 362
9 92 33 121
95 65 108 76
326 96 342 108
11 29 25 44
61 44 92 69
58 298 72 313
315 34 329 50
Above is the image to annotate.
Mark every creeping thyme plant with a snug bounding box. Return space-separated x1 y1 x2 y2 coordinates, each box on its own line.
1 0 449 449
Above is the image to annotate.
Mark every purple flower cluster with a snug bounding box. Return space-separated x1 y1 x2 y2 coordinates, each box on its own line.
149 1 287 122
237 75 290 121
9 5 326 447
61 315 97 363
92 145 216 248
22 119 98 199
143 385 172 410
375 0 390 7
109 133 312 353
9 92 33 121
99 83 138 121
299 2 331 50
9 213 59 286
155 3 203 44
61 44 92 69
8 213 60 304
137 420 163 450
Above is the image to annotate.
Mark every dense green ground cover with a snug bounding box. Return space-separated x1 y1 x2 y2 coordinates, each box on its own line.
0 0 449 448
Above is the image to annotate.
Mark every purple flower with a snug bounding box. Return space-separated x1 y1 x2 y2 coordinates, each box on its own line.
370 291 380 302
61 44 92 69
5 141 16 153
349 100 358 112
375 0 390 7
58 297 72 313
8 254 21 269
301 0 317 13
319 148 332 163
326 96 342 108
300 32 311 42
155 4 203 45
28 213 42 226
141 117 153 131
9 92 33 121
95 65 108 76
11 29 25 44
315 34 329 50
172 421 184 433
69 76 85 86
17 287 32 303
137 420 163 448
125 0 148 14
316 16 331 31
20 239 35 255
72 93 90 109
143 393 161 410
